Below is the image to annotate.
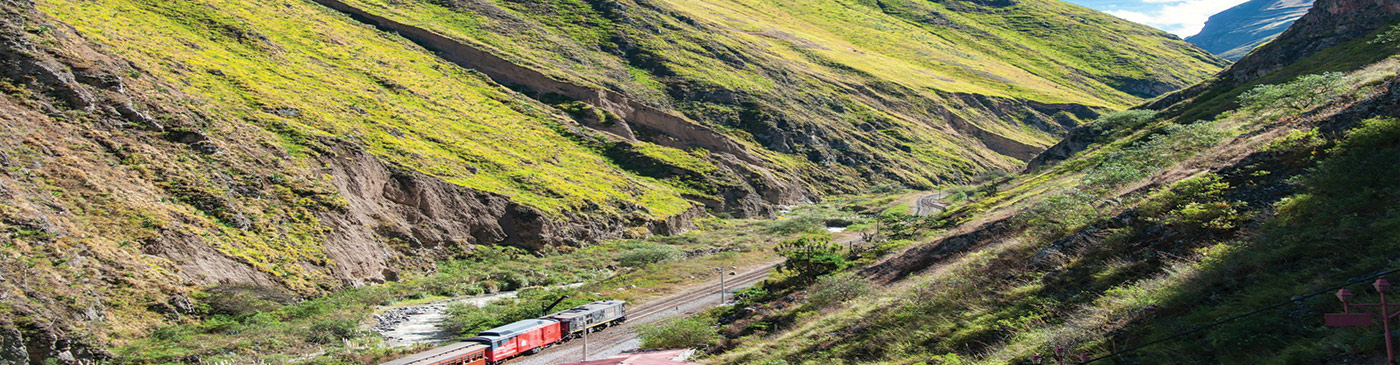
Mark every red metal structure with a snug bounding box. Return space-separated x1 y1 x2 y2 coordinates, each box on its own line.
1326 278 1400 364
468 319 563 364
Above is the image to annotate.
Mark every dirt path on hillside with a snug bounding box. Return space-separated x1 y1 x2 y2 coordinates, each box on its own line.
913 192 950 216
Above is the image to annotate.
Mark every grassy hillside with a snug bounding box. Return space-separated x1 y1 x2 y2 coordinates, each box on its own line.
0 0 1230 361
706 13 1400 365
39 0 698 217
328 0 1226 183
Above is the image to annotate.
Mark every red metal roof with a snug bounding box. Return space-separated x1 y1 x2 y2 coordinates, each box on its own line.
557 349 700 365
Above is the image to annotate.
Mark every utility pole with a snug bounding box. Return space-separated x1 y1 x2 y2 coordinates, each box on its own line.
582 325 589 362
714 268 726 305
1326 278 1400 364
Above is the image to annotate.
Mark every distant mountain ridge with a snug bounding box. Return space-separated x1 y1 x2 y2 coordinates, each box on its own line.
1187 0 1314 60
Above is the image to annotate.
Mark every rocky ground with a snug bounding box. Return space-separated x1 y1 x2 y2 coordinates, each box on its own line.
373 283 585 347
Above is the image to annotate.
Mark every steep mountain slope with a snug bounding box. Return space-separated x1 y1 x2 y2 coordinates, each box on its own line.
317 0 1226 169
0 0 1227 362
1186 0 1313 61
715 0 1400 363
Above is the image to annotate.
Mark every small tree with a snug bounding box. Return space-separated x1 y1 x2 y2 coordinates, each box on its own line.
1238 72 1349 113
1093 110 1157 131
774 235 849 282
807 273 872 309
1372 24 1400 44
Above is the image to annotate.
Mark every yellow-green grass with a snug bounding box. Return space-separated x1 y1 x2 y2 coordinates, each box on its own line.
112 190 911 363
712 52 1400 365
38 0 696 218
322 0 1224 186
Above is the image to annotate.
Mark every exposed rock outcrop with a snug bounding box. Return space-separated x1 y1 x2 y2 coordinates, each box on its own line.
1037 0 1400 169
1148 0 1400 112
1186 0 1314 61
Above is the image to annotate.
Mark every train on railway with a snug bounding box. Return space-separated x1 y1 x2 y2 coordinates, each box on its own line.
380 299 627 365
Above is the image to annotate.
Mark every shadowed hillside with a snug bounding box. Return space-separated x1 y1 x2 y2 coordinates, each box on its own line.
712 0 1400 363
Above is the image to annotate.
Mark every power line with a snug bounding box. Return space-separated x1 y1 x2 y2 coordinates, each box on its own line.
1083 268 1400 364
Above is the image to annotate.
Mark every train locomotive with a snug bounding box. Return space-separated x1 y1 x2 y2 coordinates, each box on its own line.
380 300 627 365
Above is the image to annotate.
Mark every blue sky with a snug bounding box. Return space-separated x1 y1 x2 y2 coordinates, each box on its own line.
1062 0 1250 37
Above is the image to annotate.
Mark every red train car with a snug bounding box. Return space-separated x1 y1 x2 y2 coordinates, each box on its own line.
379 342 487 365
467 319 562 363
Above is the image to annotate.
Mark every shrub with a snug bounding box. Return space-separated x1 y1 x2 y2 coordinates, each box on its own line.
807 273 872 309
197 316 242 334
443 304 503 336
444 287 598 337
618 245 682 268
307 318 360 344
1142 173 1246 232
733 286 775 307
1168 201 1245 230
774 235 850 282
1372 24 1400 45
1261 128 1325 154
1093 110 1157 131
1081 120 1229 190
762 216 824 235
1141 173 1232 216
1022 191 1100 238
637 316 720 348
1238 72 1349 113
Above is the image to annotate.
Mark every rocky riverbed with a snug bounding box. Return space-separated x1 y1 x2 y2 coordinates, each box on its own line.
373 283 585 347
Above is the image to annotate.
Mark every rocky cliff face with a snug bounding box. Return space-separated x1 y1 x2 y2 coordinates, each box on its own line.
1186 0 1314 61
1218 0 1400 82
1145 0 1400 116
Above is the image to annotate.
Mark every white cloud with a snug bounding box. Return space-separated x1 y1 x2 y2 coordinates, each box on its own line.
1105 0 1250 37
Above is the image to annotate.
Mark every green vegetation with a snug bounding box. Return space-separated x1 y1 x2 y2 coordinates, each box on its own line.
0 0 1269 362
711 52 1400 364
443 287 602 336
638 315 723 349
1238 72 1350 114
333 0 1226 188
109 214 780 363
618 242 683 268
773 235 851 283
805 273 872 309
1080 120 1231 190
38 0 702 220
104 188 917 363
1372 24 1400 44
1141 174 1247 232
1094 110 1158 131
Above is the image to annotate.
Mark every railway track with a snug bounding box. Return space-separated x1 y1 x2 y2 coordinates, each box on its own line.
913 192 950 216
582 264 774 355
515 263 777 364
